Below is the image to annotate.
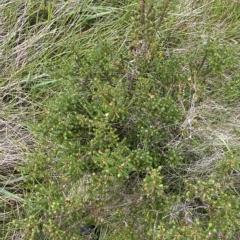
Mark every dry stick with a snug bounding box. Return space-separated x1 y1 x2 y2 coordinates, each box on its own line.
156 0 172 29
140 0 146 25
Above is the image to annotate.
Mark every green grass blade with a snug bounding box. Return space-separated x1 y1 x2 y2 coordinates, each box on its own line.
0 188 25 203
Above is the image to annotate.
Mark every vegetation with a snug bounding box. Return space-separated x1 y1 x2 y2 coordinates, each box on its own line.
1 0 240 239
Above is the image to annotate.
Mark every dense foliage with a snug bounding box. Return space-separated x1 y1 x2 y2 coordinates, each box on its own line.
1 0 240 239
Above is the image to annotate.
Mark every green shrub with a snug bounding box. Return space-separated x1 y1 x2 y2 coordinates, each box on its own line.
16 0 240 239
20 2 184 238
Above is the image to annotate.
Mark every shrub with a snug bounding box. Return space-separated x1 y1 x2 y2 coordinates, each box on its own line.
16 0 240 239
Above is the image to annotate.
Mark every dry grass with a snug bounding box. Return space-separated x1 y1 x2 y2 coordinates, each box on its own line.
0 113 33 238
181 99 240 172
